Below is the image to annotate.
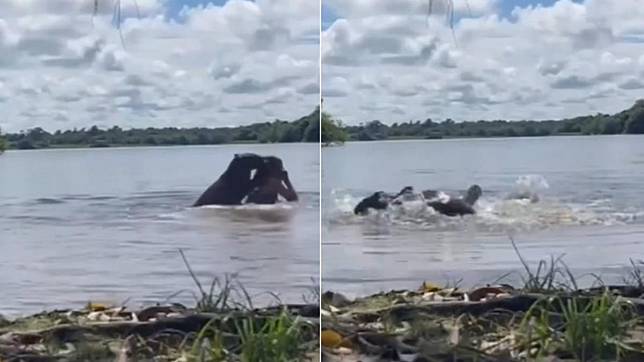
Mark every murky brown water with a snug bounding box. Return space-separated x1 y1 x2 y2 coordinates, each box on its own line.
323 136 644 296
0 143 319 316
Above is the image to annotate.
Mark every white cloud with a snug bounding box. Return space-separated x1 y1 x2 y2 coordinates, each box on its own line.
323 0 644 124
0 0 319 132
324 0 498 18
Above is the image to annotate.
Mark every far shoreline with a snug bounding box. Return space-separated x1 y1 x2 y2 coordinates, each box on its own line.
322 132 643 148
0 141 318 152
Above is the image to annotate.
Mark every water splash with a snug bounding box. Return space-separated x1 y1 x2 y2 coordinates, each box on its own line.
515 174 550 193
327 175 641 233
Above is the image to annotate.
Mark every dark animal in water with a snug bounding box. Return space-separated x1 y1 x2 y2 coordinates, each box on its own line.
354 185 482 217
193 153 265 207
353 187 412 215
353 192 391 215
426 185 482 216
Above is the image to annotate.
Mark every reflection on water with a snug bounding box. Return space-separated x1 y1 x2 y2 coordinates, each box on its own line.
0 143 319 316
323 136 644 296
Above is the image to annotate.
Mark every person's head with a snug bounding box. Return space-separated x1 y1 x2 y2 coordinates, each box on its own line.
227 153 264 174
464 184 482 206
354 191 389 215
258 156 285 178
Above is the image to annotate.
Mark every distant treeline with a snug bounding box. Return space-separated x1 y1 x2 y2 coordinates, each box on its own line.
321 111 348 145
324 100 644 142
3 100 644 151
0 131 6 153
2 108 320 150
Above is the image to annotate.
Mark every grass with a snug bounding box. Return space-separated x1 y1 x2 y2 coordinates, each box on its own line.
510 239 644 359
187 318 229 361
178 250 318 361
0 249 319 361
303 278 321 305
624 259 644 289
520 290 637 361
179 249 254 312
511 237 578 293
322 240 644 361
185 309 313 362
236 310 308 361
506 241 644 360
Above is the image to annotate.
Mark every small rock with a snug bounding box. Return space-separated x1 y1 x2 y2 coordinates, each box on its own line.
333 346 353 355
467 286 507 302
322 291 351 308
421 292 444 302
87 311 111 321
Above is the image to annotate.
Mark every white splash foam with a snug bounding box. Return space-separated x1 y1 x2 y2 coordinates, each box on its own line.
516 174 550 193
329 175 641 232
197 203 297 211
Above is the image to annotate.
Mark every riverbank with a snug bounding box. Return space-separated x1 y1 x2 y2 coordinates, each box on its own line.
321 248 644 361
322 286 644 361
0 302 319 361
321 132 644 147
329 99 644 144
0 266 321 362
0 252 320 361
0 139 305 151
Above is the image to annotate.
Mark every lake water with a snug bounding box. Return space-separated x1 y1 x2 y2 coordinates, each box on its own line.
322 136 644 296
0 143 319 316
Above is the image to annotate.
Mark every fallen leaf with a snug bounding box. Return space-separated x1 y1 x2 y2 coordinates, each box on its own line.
86 302 109 312
419 281 442 293
321 330 342 348
322 329 352 349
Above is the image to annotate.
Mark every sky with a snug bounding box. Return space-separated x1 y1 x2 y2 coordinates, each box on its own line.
2 1 643 132
0 0 319 132
322 0 644 125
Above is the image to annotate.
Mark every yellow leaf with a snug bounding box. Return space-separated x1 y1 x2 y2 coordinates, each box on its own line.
419 281 442 293
322 329 351 348
86 302 108 312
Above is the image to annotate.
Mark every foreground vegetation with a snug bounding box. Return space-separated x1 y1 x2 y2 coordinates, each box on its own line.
324 99 644 143
0 252 320 361
2 108 320 150
321 241 644 361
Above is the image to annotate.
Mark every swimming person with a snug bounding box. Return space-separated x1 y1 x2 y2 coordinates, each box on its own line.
193 153 265 206
245 156 298 205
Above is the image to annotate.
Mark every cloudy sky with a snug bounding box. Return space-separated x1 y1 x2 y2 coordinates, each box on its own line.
322 0 644 125
0 0 319 132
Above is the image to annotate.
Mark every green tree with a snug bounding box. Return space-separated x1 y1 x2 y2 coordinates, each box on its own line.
298 107 320 142
601 118 621 134
625 107 644 134
259 123 282 143
321 112 348 144
303 119 320 142
0 128 6 153
16 139 35 150
279 125 303 143
234 129 258 141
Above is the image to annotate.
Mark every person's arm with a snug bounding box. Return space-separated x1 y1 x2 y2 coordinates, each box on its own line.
279 171 298 202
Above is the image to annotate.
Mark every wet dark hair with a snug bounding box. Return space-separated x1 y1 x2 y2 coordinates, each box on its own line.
354 191 390 215
227 153 264 173
253 156 285 180
464 184 482 206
